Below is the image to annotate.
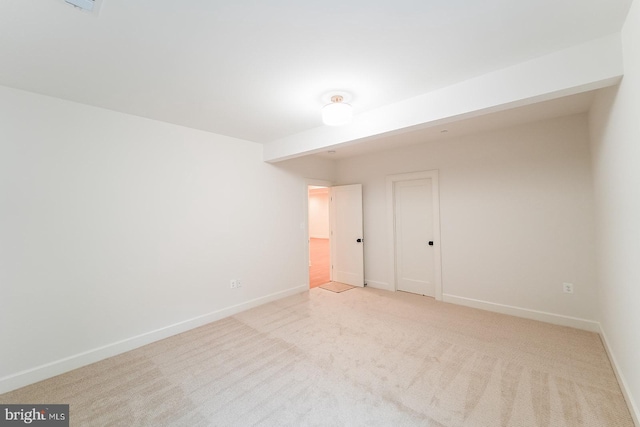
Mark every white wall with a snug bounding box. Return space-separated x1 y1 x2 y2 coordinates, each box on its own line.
0 85 334 393
308 190 330 239
588 0 640 421
336 114 597 327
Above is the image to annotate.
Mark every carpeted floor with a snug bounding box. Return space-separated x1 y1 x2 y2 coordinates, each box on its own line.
0 288 633 426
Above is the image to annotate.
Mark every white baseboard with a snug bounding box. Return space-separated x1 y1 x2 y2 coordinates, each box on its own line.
0 285 308 395
598 325 640 426
442 293 600 332
365 279 392 291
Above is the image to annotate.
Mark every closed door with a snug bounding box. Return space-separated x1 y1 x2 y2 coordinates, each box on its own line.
394 179 435 296
330 184 364 287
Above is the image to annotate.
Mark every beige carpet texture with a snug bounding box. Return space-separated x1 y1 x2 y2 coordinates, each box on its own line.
1 288 634 426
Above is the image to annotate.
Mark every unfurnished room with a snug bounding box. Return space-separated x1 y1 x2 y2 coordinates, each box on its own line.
1 1 639 426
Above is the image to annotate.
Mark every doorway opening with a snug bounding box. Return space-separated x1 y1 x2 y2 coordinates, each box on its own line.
308 185 331 288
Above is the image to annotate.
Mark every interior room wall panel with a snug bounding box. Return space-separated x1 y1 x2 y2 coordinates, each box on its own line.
588 0 640 420
336 114 597 324
0 85 334 392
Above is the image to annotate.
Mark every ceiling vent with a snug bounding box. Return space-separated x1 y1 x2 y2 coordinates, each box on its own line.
64 0 103 14
65 0 94 11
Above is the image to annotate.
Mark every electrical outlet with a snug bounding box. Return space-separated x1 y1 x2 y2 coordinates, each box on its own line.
230 280 238 289
563 282 574 294
236 280 242 288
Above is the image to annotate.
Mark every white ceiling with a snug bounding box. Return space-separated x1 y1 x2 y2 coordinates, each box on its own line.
0 0 632 144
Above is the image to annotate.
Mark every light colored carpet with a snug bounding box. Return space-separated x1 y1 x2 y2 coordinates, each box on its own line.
319 281 355 293
0 288 634 426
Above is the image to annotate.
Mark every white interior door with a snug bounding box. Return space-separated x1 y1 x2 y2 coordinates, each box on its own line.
395 179 435 296
330 184 364 287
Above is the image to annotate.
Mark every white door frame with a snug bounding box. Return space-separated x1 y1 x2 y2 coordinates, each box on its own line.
386 171 443 300
305 179 333 287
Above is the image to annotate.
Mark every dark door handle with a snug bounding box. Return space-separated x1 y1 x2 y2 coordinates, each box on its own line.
356 238 363 243
428 241 434 246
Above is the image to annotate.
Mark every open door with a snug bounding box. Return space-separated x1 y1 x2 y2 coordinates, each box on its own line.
330 184 364 287
308 185 331 288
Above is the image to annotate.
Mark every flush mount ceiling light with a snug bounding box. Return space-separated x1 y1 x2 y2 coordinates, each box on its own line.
322 95 353 126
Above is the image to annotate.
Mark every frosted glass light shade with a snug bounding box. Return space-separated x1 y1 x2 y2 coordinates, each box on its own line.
322 101 353 126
